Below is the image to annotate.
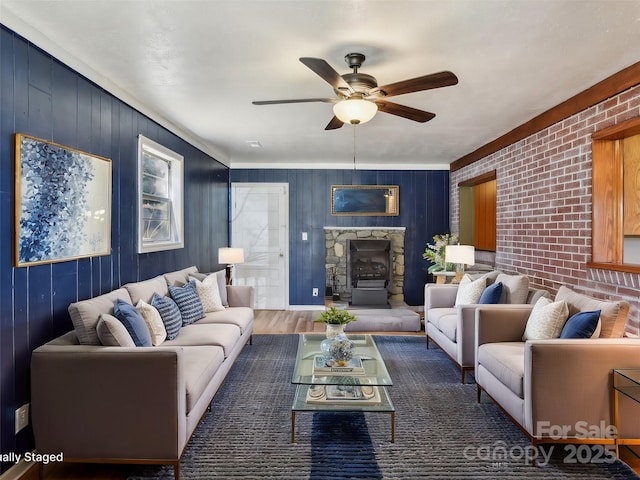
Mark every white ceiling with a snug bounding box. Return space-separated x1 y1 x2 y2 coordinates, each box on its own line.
2 0 640 169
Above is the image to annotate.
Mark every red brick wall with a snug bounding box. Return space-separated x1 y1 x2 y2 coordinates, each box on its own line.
451 84 640 335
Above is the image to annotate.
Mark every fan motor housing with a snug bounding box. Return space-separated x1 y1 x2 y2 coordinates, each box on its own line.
336 72 378 97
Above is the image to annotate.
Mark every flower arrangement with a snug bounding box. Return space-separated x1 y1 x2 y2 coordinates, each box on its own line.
315 307 357 325
423 233 459 273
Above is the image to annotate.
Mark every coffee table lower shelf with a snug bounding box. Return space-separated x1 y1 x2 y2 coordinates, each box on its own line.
291 384 395 443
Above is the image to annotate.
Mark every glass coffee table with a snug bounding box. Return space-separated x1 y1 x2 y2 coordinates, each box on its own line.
291 333 395 442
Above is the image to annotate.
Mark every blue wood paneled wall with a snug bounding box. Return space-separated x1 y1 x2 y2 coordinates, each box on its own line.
230 169 450 306
0 27 229 469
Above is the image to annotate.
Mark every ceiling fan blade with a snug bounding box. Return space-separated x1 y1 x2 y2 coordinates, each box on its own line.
299 57 353 93
370 71 458 98
375 100 436 123
325 116 344 130
252 98 336 105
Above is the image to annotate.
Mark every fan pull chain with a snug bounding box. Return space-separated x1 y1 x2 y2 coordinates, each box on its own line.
353 125 357 171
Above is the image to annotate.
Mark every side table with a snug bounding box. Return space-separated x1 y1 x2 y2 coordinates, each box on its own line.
432 271 456 284
612 369 640 457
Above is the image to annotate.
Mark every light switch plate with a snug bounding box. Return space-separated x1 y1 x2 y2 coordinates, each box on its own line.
15 403 29 434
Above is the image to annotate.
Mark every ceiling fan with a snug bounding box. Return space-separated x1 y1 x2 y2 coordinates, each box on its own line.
252 52 458 130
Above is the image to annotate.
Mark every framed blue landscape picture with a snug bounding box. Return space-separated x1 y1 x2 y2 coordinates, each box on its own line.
14 134 112 267
331 185 399 216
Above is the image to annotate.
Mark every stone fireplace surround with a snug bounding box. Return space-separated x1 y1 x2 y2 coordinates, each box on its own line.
324 227 406 303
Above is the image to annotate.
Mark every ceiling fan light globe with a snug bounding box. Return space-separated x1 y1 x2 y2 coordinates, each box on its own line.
333 99 377 125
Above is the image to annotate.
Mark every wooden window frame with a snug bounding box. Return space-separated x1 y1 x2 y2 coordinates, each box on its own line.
588 116 640 273
459 171 497 252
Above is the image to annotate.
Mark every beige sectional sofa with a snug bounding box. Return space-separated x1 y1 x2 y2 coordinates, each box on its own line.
425 271 548 382
30 266 254 480
475 285 640 446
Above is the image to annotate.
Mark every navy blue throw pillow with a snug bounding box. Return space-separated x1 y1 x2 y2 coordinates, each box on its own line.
478 282 503 304
113 298 152 347
560 310 601 339
168 280 205 326
151 293 182 340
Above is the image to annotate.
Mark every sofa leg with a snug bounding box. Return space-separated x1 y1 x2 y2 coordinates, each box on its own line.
461 367 473 384
425 335 430 349
477 385 482 403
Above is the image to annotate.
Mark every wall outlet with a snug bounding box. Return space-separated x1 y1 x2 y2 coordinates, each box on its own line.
312 288 319 297
15 403 29 434
302 232 308 241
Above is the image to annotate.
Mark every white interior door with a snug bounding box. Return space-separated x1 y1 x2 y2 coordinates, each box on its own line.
231 183 289 309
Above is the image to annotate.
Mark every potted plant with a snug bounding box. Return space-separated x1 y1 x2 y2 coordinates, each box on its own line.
315 307 356 338
422 233 459 273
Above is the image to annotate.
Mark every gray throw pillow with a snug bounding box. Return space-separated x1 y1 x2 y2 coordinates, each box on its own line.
214 269 229 306
495 273 529 304
96 313 136 347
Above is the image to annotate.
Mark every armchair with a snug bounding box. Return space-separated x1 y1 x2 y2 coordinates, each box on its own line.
475 286 640 445
424 271 547 383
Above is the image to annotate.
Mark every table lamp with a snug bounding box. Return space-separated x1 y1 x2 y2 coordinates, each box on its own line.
218 247 245 285
445 245 475 283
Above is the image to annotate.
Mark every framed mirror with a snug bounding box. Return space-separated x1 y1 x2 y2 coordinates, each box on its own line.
331 185 399 216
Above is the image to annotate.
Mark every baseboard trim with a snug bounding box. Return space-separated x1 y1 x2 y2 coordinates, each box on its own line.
288 305 325 311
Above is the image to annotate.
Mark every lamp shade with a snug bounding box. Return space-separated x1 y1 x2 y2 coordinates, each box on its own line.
218 247 244 264
333 98 378 125
445 245 475 266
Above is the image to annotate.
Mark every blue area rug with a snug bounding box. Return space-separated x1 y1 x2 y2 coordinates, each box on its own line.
128 334 639 479
310 411 382 479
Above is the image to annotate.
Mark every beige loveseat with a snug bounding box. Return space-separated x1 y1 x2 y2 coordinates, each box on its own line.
31 266 254 480
425 271 548 382
475 285 640 446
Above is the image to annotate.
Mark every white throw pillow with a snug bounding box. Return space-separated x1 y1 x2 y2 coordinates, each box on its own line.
454 274 486 306
136 300 167 346
191 274 225 312
592 319 602 338
522 297 569 341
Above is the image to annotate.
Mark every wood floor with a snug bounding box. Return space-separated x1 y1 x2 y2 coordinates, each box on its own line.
18 309 640 479
253 309 326 334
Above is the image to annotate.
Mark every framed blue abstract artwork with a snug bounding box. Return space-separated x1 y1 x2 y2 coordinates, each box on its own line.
331 185 399 216
14 134 112 267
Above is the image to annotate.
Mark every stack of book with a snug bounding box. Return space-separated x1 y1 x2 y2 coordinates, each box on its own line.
305 384 380 404
313 356 365 376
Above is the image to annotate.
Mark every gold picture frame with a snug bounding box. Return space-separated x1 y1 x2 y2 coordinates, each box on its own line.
14 133 112 267
331 185 399 216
